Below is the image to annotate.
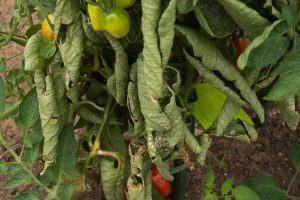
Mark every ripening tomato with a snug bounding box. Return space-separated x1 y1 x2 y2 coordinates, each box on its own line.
151 166 172 197
122 191 127 200
232 37 248 65
87 3 105 31
116 0 136 8
41 14 55 42
103 6 130 38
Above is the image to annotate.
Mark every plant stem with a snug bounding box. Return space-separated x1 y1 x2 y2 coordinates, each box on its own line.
0 129 52 193
30 0 54 30
0 32 27 46
287 170 299 194
95 95 114 139
5 52 23 61
74 101 105 112
23 0 34 26
0 103 20 121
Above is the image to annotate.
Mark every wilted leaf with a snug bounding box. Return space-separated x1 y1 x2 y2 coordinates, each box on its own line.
24 34 46 71
217 0 271 39
194 0 235 38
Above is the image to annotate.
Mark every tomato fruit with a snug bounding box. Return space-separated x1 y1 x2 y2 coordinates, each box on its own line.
116 0 136 8
122 191 127 200
151 166 171 197
41 14 55 42
232 37 248 65
87 4 105 31
103 6 130 38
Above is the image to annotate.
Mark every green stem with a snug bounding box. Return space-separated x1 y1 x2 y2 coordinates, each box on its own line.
0 3 22 46
5 52 23 61
0 129 52 193
95 95 114 139
287 170 299 194
30 0 54 31
23 0 34 26
74 101 105 112
0 32 27 46
0 103 20 121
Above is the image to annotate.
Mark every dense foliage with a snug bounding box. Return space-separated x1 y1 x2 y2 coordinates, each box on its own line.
0 0 300 199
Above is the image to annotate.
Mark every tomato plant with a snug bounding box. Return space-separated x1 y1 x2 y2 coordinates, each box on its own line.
0 0 300 200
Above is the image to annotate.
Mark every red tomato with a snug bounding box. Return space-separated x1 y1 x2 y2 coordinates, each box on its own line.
151 166 172 197
123 191 127 200
232 37 248 66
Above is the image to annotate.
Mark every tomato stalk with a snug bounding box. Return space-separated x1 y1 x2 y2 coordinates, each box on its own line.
0 129 52 194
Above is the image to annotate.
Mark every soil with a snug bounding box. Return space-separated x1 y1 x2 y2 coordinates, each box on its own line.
1 1 300 200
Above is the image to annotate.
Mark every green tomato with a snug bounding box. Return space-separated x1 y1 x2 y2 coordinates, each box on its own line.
103 7 130 38
87 3 105 31
116 0 136 8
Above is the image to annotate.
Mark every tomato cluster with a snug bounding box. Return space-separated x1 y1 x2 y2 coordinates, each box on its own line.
88 0 134 38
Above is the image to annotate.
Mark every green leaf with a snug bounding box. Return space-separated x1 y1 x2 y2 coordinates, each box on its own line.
158 0 177 67
206 169 215 190
0 162 8 174
104 33 129 106
15 89 39 131
191 83 254 130
24 143 40 164
246 35 289 69
193 0 235 38
100 159 124 200
56 124 77 174
0 77 5 113
0 57 6 73
39 39 57 59
265 35 300 101
11 192 40 200
232 185 259 200
76 104 103 124
238 20 288 70
282 5 300 27
24 34 46 71
5 171 31 189
59 184 75 200
221 179 233 195
288 139 300 170
217 0 271 39
176 0 198 14
24 120 43 148
242 176 288 200
25 24 42 38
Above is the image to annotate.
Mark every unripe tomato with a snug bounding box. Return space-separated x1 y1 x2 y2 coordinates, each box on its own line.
232 37 248 65
151 166 171 197
116 0 136 8
87 4 105 31
103 6 130 38
41 14 55 42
